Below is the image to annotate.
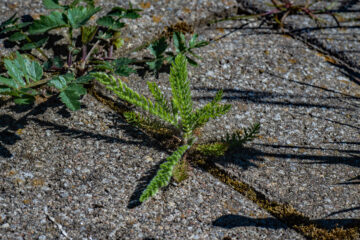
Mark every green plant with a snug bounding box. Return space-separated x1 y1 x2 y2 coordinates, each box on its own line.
93 54 231 202
0 0 210 110
196 123 260 157
0 52 92 110
0 0 141 110
146 32 209 76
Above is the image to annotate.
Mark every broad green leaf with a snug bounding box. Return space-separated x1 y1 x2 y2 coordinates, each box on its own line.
0 76 18 89
8 32 27 42
107 7 141 19
48 73 75 90
148 37 167 58
59 84 86 110
4 59 25 85
96 16 125 30
59 90 81 110
81 25 98 44
66 84 87 95
3 52 43 86
20 37 49 51
25 59 43 81
43 0 64 10
67 6 101 28
28 11 67 34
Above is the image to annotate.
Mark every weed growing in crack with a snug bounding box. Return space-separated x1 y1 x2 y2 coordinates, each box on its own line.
93 54 233 202
0 0 260 204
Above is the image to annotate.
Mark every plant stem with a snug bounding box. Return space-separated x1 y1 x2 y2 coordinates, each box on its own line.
108 45 113 59
81 45 87 62
25 78 49 88
80 40 100 70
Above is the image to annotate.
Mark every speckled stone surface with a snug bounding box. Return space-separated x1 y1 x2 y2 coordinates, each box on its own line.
0 95 304 240
1 0 359 239
236 0 360 70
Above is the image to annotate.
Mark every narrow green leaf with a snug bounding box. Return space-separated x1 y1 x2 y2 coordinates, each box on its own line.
107 7 142 19
93 72 176 124
43 0 64 10
0 13 18 29
96 16 125 30
67 6 101 28
173 32 186 53
113 58 135 76
76 74 93 84
169 54 192 133
147 81 172 113
0 86 12 94
8 32 27 42
20 37 49 50
28 11 67 34
0 26 17 34
16 22 32 29
148 37 167 58
191 41 209 48
140 144 190 202
14 96 35 105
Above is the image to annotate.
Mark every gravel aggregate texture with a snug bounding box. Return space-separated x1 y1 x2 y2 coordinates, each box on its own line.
0 95 304 240
236 0 360 72
1 0 360 239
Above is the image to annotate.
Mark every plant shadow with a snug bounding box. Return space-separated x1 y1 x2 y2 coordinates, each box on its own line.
0 95 63 158
213 214 360 231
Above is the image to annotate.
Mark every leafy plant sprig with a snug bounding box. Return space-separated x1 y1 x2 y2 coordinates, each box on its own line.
93 54 231 202
0 52 92 110
196 123 260 157
146 32 209 76
0 0 142 110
